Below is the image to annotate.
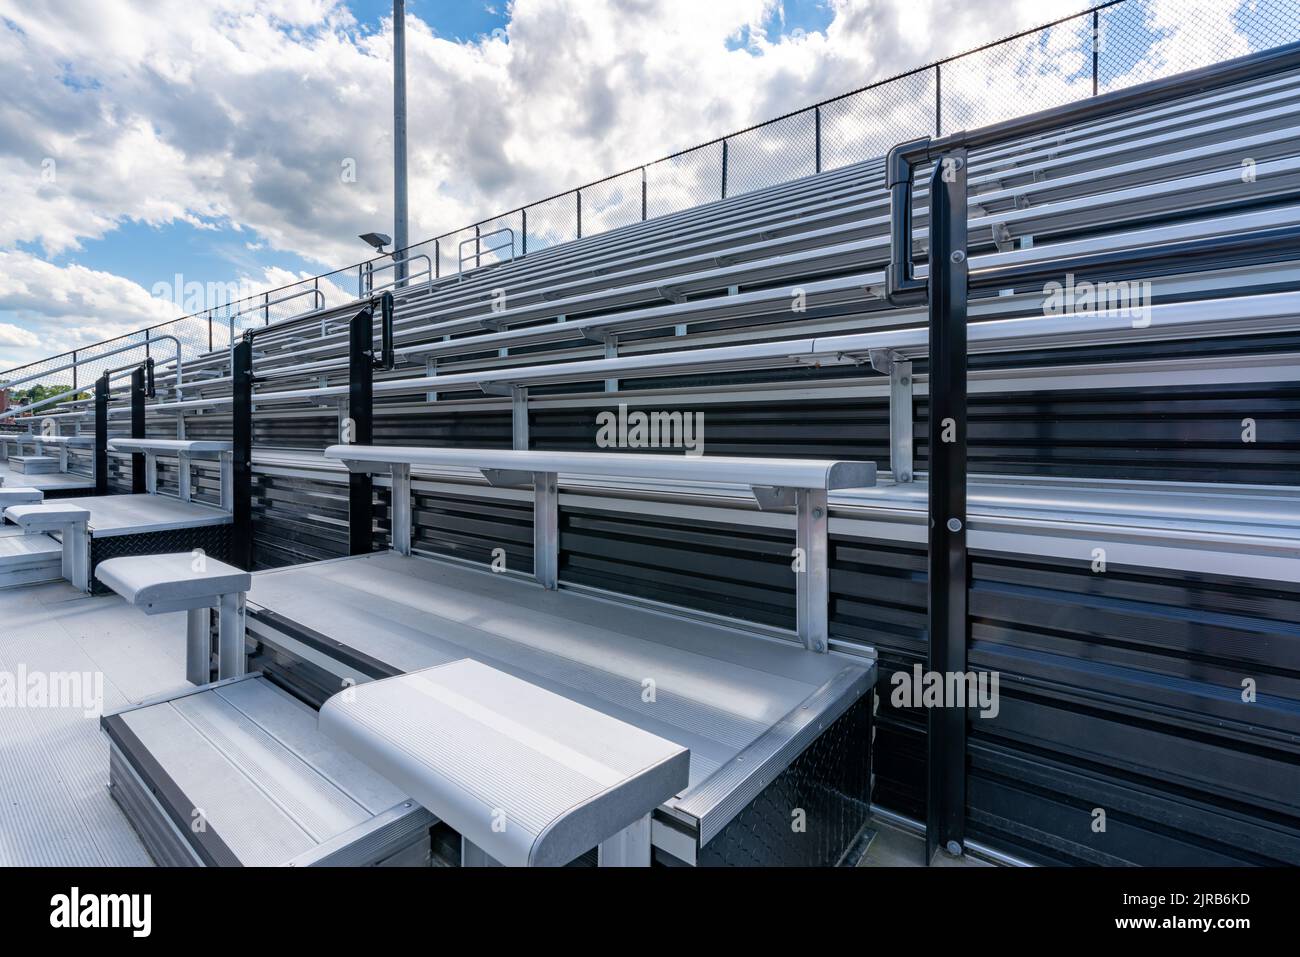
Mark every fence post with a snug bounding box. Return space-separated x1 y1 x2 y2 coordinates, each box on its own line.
1092 10 1100 96
576 190 583 239
925 147 969 863
263 292 270 326
814 107 822 174
935 63 942 136
72 350 78 393
721 138 729 199
641 167 648 221
434 239 441 278
521 209 528 257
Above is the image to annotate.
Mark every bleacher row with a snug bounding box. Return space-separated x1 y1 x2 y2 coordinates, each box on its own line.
5 41 1300 866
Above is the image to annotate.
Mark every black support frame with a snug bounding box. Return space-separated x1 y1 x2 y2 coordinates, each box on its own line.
925 149 969 863
347 305 375 556
129 366 147 494
231 338 254 571
94 373 110 496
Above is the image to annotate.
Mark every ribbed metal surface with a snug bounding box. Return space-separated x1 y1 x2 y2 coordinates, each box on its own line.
114 676 415 866
108 745 202 867
832 530 1300 864
0 589 174 866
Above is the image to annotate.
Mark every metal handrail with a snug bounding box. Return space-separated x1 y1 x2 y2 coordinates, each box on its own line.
359 254 433 295
459 228 515 279
0 334 183 420
227 288 325 343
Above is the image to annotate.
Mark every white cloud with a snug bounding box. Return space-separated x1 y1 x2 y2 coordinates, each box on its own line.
0 0 1277 370
0 322 39 349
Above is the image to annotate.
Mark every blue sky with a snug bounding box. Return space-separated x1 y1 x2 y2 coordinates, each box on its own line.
347 0 509 40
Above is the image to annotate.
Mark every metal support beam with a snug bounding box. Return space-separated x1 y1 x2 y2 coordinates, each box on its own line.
390 462 412 556
143 452 158 494
892 360 914 483
597 814 651 866
130 367 146 494
533 470 558 590
217 592 247 680
795 487 829 652
869 349 914 483
177 450 192 502
926 147 969 863
61 520 90 593
603 335 618 393
231 338 254 571
95 374 109 495
219 451 234 513
511 385 529 451
348 307 376 555
186 608 210 685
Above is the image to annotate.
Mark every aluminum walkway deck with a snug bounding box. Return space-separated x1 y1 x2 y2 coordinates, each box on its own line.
0 581 190 865
57 494 231 537
0 464 95 495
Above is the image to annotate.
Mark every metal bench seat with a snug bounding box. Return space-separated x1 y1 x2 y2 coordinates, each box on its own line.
320 659 690 866
9 455 59 475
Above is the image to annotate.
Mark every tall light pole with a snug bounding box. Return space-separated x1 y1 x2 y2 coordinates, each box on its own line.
393 0 409 287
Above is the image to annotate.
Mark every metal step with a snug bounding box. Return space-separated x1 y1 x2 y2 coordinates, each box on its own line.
100 674 435 866
10 456 59 475
0 533 63 588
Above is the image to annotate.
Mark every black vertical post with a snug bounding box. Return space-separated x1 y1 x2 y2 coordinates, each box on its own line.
94 374 109 496
721 139 729 199
231 338 254 571
576 190 583 239
935 64 942 136
1092 10 1100 96
814 107 822 174
348 307 375 556
130 367 146 494
521 208 528 257
641 168 648 221
925 148 969 863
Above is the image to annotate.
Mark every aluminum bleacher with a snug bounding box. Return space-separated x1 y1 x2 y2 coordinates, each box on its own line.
3 35 1300 867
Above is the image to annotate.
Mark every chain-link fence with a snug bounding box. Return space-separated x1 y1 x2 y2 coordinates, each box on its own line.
5 0 1299 406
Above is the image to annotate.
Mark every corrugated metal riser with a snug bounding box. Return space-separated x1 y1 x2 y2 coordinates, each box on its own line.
833 534 1300 865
